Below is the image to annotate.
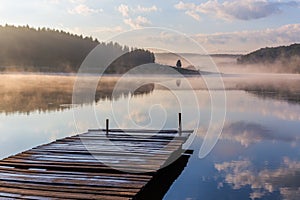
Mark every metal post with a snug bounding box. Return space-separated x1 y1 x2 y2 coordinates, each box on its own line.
106 119 109 135
178 113 182 136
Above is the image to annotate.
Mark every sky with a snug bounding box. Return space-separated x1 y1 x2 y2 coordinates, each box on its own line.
0 0 299 53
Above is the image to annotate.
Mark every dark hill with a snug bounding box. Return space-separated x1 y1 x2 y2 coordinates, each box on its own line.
237 43 300 73
0 25 155 73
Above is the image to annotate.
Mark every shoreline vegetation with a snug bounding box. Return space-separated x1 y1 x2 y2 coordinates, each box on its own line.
237 43 300 73
0 24 299 108
0 24 201 75
0 24 155 74
1 25 298 75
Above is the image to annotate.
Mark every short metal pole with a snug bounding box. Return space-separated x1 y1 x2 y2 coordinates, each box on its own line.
106 119 109 135
178 113 182 136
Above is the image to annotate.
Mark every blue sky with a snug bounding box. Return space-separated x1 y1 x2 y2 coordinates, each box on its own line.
0 0 299 53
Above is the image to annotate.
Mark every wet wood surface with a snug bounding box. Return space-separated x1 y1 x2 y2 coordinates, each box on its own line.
0 129 192 199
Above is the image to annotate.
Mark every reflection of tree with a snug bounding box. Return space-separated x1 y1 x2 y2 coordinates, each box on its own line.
247 90 300 105
176 79 181 87
0 75 154 115
236 80 300 104
215 158 300 200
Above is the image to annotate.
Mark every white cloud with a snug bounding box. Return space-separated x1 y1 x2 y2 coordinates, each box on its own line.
124 16 151 29
174 1 196 10
69 0 86 3
118 4 129 17
175 0 299 21
117 4 157 29
68 4 102 16
185 10 201 21
135 5 158 13
118 4 158 17
134 24 300 53
192 24 300 53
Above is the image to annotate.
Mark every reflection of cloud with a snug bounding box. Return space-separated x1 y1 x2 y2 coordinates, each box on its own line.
280 187 300 200
215 158 300 200
212 87 300 122
198 121 299 147
222 121 299 147
175 0 298 21
222 122 269 147
128 110 150 125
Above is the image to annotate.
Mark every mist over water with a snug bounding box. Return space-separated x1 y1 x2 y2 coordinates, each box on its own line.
155 52 300 74
0 53 300 200
155 53 300 104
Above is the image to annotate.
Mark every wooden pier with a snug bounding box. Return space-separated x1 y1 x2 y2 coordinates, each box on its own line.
0 128 193 199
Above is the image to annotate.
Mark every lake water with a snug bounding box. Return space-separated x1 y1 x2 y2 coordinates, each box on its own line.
1 74 300 200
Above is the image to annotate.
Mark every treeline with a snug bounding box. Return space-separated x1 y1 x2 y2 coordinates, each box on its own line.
107 49 155 74
0 24 155 73
237 43 300 73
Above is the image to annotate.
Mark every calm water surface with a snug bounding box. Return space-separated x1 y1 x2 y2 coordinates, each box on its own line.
0 74 300 200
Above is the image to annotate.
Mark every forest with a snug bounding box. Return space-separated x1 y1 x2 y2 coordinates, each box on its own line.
237 43 300 73
0 25 155 73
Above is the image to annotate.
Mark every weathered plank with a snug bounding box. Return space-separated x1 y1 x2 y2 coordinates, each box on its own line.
0 129 192 199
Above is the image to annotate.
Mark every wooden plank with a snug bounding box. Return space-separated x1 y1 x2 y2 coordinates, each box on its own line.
17 152 168 160
0 129 192 199
0 166 152 181
26 149 173 157
0 160 161 172
0 187 128 200
13 153 168 162
37 143 181 151
0 172 146 189
88 129 193 134
0 180 138 197
36 146 179 154
0 192 24 199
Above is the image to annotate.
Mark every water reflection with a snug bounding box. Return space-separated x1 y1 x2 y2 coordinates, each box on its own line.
197 121 300 147
163 88 300 200
247 90 300 105
0 74 154 114
176 79 181 87
233 75 300 104
1 74 300 200
215 158 300 200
